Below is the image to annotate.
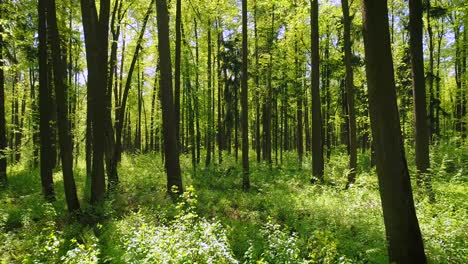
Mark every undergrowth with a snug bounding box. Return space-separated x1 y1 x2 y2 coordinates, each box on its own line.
0 143 466 263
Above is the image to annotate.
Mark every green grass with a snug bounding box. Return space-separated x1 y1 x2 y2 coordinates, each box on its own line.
0 143 467 263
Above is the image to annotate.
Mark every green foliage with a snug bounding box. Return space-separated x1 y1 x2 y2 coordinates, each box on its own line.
109 187 238 263
1 144 467 263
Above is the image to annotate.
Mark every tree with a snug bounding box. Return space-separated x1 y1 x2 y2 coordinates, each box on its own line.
46 0 80 212
409 0 431 190
341 0 357 188
175 0 182 146
38 0 55 200
0 2 6 187
361 0 427 262
310 0 324 182
155 0 183 194
80 0 111 204
241 0 250 191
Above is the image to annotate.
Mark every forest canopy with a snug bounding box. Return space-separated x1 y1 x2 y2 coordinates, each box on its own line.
0 0 467 263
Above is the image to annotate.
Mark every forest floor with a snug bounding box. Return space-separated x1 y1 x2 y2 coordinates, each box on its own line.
0 142 467 263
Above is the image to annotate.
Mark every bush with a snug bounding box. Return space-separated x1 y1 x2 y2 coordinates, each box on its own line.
114 187 238 263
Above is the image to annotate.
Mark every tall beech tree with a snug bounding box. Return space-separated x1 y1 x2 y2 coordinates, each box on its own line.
175 0 182 146
361 0 427 262
341 0 357 188
409 0 431 188
46 0 80 212
38 0 55 200
241 0 250 191
0 4 6 187
80 0 110 204
155 0 183 194
310 0 324 182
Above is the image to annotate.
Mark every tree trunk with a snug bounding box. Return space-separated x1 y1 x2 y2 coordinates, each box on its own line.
29 68 40 167
174 0 181 146
217 27 223 164
241 0 250 191
206 23 212 167
361 0 427 262
342 0 358 188
427 0 435 140
0 10 7 186
37 0 55 199
409 0 431 191
155 0 183 194
254 1 261 163
47 0 80 212
80 0 111 204
310 0 324 182
295 41 303 165
194 19 201 164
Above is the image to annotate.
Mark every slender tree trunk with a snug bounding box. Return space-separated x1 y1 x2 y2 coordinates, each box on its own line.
174 0 181 146
15 85 27 162
37 0 55 199
311 0 324 182
427 0 435 140
80 0 111 204
47 0 80 212
135 64 142 151
324 28 332 159
263 6 275 164
0 10 7 186
206 23 212 167
150 69 158 151
241 0 250 191
194 19 201 164
254 0 261 163
155 0 183 194
409 0 431 192
295 41 303 165
361 1 427 262
217 27 223 164
342 0 358 188
105 0 123 187
29 68 40 167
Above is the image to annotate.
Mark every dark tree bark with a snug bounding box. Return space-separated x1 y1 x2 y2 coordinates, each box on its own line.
254 0 261 163
15 84 27 163
206 23 212 167
0 9 7 186
105 0 124 187
310 0 324 181
426 0 435 139
217 26 223 164
361 0 427 262
47 0 81 212
155 0 183 194
135 63 142 151
37 0 55 199
241 0 250 191
174 0 181 146
150 67 158 151
29 67 40 167
409 0 431 187
295 41 303 165
323 27 332 159
262 5 275 164
80 0 111 204
194 19 201 164
341 0 357 188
